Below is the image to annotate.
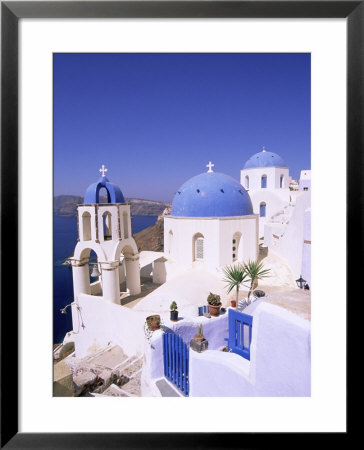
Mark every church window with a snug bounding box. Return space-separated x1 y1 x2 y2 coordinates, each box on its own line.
82 212 91 241
260 202 266 217
193 233 204 261
232 232 242 262
245 176 249 189
103 211 112 240
303 187 308 191
280 175 284 188
261 175 267 188
168 230 173 255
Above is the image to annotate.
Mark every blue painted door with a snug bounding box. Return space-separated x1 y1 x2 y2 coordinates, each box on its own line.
226 309 253 360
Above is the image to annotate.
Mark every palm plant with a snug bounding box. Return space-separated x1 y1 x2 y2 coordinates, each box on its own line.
222 264 250 305
244 260 270 304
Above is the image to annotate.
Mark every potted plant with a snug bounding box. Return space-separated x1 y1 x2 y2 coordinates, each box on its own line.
145 314 161 331
207 292 222 316
170 301 178 321
144 315 164 346
190 324 208 353
243 260 270 305
222 264 250 308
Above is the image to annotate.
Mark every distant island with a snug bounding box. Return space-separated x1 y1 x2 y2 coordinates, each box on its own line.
54 195 171 217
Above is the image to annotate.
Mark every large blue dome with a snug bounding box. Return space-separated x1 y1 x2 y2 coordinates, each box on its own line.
244 149 287 169
84 176 125 204
172 171 253 217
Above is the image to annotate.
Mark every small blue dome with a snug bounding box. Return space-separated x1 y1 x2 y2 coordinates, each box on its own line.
84 176 125 204
172 171 253 217
244 149 287 169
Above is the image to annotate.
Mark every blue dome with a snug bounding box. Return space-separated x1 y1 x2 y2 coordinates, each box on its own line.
84 176 125 204
172 171 253 217
244 149 287 169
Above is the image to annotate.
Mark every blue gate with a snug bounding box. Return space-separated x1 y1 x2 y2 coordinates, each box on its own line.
163 332 189 396
225 309 253 360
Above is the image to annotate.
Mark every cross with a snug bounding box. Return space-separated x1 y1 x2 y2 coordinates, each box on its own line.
99 164 108 177
206 161 214 173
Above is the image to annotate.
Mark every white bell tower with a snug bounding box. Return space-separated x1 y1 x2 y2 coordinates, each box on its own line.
70 166 141 305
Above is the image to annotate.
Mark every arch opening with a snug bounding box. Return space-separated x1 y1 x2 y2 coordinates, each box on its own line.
123 212 129 239
261 175 267 189
260 202 266 217
245 175 249 190
280 174 284 188
232 232 243 262
98 186 111 204
102 211 112 240
82 212 91 241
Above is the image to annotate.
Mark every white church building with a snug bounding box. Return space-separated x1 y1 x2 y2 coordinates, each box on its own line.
163 161 259 273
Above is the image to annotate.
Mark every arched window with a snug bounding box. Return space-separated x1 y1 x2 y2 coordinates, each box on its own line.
245 176 249 189
261 175 267 188
103 211 112 240
82 212 91 241
168 230 173 255
232 232 242 262
123 212 129 239
280 175 284 188
193 233 204 261
260 202 266 217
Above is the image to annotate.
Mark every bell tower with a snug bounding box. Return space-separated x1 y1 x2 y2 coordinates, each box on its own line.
70 166 141 304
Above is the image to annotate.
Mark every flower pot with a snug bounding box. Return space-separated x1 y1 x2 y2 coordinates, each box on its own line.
231 300 237 308
146 315 161 331
208 304 221 317
193 334 205 343
170 310 178 321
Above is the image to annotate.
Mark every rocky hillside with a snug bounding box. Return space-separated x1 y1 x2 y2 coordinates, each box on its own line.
54 195 170 217
133 207 171 252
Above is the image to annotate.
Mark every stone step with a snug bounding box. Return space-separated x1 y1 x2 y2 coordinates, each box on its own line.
120 372 142 396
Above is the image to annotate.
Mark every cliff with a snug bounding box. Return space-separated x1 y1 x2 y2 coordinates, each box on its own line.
133 207 171 252
54 195 170 217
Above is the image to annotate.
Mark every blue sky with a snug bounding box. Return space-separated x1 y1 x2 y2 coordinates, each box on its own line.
54 53 310 202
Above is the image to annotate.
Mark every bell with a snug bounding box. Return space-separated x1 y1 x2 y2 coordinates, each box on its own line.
90 264 101 278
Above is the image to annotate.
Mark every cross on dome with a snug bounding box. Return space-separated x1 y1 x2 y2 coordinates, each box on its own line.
99 164 108 177
206 161 214 173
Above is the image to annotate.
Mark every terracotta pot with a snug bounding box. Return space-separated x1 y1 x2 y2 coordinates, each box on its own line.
231 300 237 308
146 315 161 331
208 304 221 317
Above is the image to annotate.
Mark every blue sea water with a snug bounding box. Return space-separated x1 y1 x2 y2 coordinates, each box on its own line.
53 214 158 343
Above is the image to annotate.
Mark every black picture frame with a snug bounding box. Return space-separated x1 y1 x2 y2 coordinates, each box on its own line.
1 1 359 448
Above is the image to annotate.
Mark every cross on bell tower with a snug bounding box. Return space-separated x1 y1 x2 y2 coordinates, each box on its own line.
99 164 108 177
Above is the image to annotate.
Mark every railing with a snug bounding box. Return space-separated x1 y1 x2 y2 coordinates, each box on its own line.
163 332 189 396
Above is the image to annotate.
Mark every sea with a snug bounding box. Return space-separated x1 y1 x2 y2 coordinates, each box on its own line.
53 214 158 344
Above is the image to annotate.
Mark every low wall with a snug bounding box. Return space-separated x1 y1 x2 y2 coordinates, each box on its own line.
72 294 159 358
190 303 311 397
144 302 311 397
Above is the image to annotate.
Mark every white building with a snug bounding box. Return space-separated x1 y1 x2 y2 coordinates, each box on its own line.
240 146 291 237
162 162 258 276
299 169 311 191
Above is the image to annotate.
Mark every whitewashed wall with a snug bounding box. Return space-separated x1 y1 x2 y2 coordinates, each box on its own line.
189 303 311 397
264 192 311 279
164 216 258 271
240 166 290 191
